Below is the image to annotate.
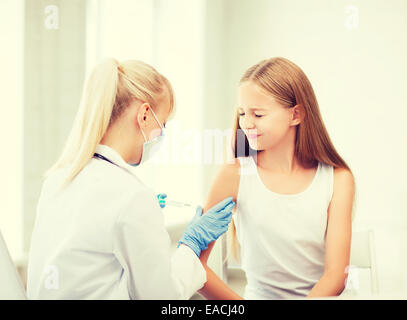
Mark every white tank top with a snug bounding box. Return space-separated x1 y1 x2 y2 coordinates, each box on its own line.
234 156 334 300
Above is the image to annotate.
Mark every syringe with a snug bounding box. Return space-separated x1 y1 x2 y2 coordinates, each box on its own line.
164 200 192 208
157 193 193 208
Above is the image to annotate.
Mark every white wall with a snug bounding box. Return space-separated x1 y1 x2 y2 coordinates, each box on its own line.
216 0 407 294
23 0 87 256
0 0 24 261
86 0 154 71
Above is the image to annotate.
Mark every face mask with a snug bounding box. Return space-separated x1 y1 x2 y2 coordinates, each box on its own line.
130 108 166 166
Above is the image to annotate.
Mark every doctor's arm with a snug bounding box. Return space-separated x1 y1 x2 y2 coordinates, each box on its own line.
198 161 243 300
112 190 206 300
307 167 355 298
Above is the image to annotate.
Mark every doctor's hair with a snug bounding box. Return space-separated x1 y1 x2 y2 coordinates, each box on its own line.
229 57 356 259
46 57 174 187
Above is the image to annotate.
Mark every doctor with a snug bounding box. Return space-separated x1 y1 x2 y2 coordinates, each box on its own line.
26 58 235 300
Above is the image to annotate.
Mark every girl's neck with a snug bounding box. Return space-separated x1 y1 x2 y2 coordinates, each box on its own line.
256 129 301 174
257 147 299 174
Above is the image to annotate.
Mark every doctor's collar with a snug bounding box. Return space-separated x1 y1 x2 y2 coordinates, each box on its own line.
94 144 134 172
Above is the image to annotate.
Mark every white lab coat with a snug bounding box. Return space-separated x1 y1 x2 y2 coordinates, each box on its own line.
26 144 206 300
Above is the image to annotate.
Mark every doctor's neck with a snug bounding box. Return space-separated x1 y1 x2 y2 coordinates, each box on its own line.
100 104 144 164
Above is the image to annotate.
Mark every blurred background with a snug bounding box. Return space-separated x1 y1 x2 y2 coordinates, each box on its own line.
0 0 406 298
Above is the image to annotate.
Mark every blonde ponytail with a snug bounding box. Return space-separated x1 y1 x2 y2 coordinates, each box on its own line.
46 58 174 187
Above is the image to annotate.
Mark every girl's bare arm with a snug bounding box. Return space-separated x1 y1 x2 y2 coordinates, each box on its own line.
198 160 242 300
307 167 355 298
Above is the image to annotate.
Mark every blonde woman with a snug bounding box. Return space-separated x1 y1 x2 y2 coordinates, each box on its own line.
199 57 355 299
26 58 235 300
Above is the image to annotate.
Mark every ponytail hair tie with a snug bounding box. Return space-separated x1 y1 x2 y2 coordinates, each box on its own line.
117 64 124 74
111 58 124 74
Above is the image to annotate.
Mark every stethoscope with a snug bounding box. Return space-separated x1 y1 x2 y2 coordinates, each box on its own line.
93 153 119 167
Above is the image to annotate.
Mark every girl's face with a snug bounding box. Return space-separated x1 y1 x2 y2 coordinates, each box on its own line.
237 81 299 151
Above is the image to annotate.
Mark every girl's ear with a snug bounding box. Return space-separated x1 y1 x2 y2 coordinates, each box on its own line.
290 104 304 126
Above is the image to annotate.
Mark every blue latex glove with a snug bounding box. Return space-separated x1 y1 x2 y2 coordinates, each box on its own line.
157 193 167 208
177 197 235 257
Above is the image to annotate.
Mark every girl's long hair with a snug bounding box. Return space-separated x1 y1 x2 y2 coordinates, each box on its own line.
46 58 174 187
230 57 354 259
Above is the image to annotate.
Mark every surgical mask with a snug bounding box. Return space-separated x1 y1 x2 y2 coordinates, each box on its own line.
130 107 165 167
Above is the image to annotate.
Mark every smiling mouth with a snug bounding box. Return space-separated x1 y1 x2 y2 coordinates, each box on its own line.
247 133 261 139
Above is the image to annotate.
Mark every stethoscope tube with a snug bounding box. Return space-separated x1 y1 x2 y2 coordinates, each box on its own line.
93 153 119 167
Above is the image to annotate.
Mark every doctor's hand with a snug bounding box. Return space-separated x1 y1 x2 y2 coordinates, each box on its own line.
177 197 235 257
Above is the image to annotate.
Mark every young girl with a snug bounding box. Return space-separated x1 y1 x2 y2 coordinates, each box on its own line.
198 57 355 300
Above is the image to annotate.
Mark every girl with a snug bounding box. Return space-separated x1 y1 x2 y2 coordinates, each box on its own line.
198 57 355 300
26 58 235 300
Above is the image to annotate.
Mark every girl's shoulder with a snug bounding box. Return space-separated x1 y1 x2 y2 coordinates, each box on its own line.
203 158 240 212
333 167 354 185
330 166 355 210
219 157 241 178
